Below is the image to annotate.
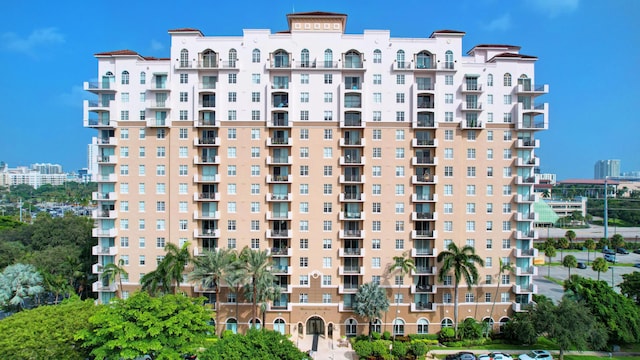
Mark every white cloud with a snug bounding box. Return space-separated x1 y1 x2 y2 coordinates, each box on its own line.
527 0 579 17
150 39 164 51
1 27 65 55
57 85 86 108
483 13 512 31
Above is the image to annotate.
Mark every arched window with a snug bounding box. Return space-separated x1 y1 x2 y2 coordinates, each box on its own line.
345 318 357 336
373 49 382 63
140 72 146 85
372 319 382 334
225 318 238 334
252 49 261 63
180 49 189 67
416 51 432 69
300 49 310 67
482 318 494 336
441 318 453 329
503 73 512 86
274 50 289 68
121 71 129 85
344 50 361 68
393 318 405 336
202 50 216 68
445 50 454 69
487 74 493 87
324 49 333 68
249 318 261 330
274 318 286 335
518 74 531 91
102 71 114 89
417 318 429 334
228 49 237 67
396 50 405 68
499 317 510 333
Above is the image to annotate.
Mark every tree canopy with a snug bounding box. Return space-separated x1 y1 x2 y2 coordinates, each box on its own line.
201 329 307 360
0 263 44 311
620 271 640 306
354 282 389 338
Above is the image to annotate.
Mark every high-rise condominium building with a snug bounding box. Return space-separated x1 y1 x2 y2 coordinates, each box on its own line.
594 159 620 179
84 11 548 338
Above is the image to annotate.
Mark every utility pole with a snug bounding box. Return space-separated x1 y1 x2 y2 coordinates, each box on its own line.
604 178 608 240
19 198 23 222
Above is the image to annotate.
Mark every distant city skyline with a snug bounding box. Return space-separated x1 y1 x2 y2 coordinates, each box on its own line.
0 0 639 179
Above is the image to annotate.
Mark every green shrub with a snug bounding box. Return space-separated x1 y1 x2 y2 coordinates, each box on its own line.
390 341 408 358
459 318 483 340
439 327 455 342
409 340 428 357
382 330 392 340
353 340 373 358
371 331 381 340
221 329 234 338
371 340 391 357
408 333 439 341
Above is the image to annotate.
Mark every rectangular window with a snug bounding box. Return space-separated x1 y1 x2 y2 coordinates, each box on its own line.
373 74 382 84
300 238 309 249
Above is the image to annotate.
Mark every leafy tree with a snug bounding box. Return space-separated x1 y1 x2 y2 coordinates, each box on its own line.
502 311 538 345
201 328 307 360
544 246 556 278
0 215 24 230
188 248 232 311
0 263 44 311
353 282 390 339
562 255 577 278
389 253 415 339
0 297 98 359
76 292 213 360
437 242 484 338
238 247 272 329
564 277 640 344
611 233 625 250
557 237 569 260
458 318 483 340
565 230 576 246
488 258 513 335
591 257 608 281
597 237 610 250
101 258 128 299
224 263 247 323
41 270 73 303
620 271 640 305
584 238 596 265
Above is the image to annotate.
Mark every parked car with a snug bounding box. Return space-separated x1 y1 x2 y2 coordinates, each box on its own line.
603 248 616 255
577 262 587 269
518 350 553 360
633 249 640 254
446 352 477 360
604 254 617 263
634 263 640 268
478 352 513 360
617 248 629 254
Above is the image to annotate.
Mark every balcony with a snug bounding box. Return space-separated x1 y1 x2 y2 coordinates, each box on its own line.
462 102 483 111
92 263 104 274
271 265 292 275
195 119 217 127
193 247 219 256
339 266 365 275
340 156 365 166
193 211 220 220
341 119 364 128
339 211 365 220
393 61 412 71
267 193 291 202
339 175 365 184
516 212 538 222
516 83 548 95
411 174 438 184
461 84 483 93
198 81 217 90
95 137 117 146
411 302 436 312
193 174 220 183
266 174 292 183
412 230 437 239
194 229 220 238
268 302 292 312
84 81 116 93
86 99 111 110
97 155 117 164
411 193 437 202
516 176 537 185
516 157 539 167
340 138 366 147
412 212 436 221
411 284 437 294
411 266 437 276
516 230 538 240
515 248 539 258
194 192 220 201
267 248 292 257
267 229 292 238
147 118 170 127
512 302 535 312
411 248 437 257
147 100 170 110
92 192 117 201
193 284 218 293
195 137 219 146
92 281 117 293
339 229 365 238
92 228 117 237
267 137 292 146
512 284 537 294
193 155 220 165
266 211 292 220
416 101 434 109
269 118 289 128
92 245 118 256
339 248 365 257
516 266 538 276
266 156 292 165
338 285 359 294
516 139 540 148
415 118 436 128
411 138 437 147
339 193 365 202
84 118 113 128
516 194 536 203
460 120 485 129
92 209 118 219
411 156 437 165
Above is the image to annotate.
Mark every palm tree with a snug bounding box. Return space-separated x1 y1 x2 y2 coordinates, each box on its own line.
238 247 272 329
584 239 596 265
592 257 608 281
562 255 577 278
0 263 44 311
557 237 569 261
224 264 248 323
611 234 625 251
389 253 415 340
163 242 192 294
141 264 170 296
487 258 514 336
354 282 389 340
188 248 232 311
437 243 484 338
565 230 576 247
254 273 281 329
102 258 128 298
544 246 557 278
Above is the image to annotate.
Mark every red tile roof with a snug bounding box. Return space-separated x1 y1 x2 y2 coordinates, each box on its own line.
168 28 204 36
487 52 538 62
430 29 466 37
94 49 139 56
286 11 347 17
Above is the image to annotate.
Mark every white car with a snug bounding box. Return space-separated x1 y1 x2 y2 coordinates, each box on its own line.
518 350 552 360
478 353 513 360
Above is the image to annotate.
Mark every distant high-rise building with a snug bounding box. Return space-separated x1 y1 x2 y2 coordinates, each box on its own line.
594 159 620 179
87 137 99 181
31 163 63 174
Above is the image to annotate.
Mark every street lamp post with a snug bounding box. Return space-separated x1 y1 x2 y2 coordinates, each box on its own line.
611 266 615 288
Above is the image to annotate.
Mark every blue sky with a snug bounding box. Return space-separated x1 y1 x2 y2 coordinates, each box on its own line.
0 0 638 180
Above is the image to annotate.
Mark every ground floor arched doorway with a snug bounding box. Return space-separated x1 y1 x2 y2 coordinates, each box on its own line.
306 316 325 335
